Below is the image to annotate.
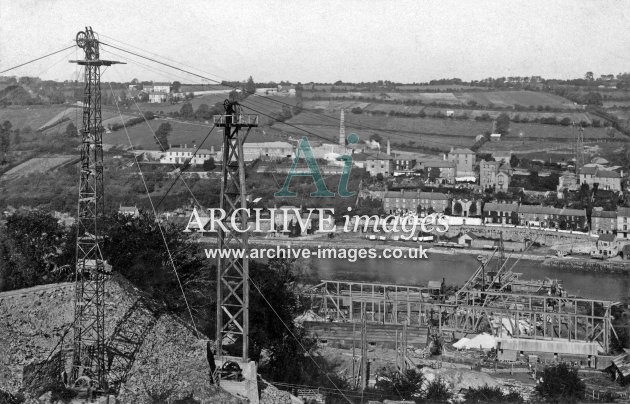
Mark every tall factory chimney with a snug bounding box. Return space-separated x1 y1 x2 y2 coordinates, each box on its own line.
386 139 391 155
339 109 346 146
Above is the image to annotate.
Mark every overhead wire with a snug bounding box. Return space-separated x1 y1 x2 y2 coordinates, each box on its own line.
107 81 201 335
0 44 76 74
99 39 463 149
100 42 364 402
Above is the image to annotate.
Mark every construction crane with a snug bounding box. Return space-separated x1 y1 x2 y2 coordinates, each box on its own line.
69 27 122 392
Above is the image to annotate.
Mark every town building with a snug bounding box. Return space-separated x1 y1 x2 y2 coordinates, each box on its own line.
452 198 481 217
447 147 476 178
483 202 519 225
365 153 394 177
595 234 618 258
383 190 450 214
241 141 294 162
423 160 456 184
392 156 417 176
579 167 622 191
591 209 617 235
480 161 511 192
617 207 630 239
118 205 140 218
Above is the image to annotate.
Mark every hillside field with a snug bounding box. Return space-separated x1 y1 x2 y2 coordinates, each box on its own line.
304 90 579 109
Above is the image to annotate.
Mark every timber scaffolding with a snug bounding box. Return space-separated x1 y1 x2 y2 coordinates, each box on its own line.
304 245 619 353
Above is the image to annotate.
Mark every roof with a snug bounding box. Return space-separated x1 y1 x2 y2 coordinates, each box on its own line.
598 234 616 242
596 170 621 179
580 166 598 175
483 202 518 213
365 152 394 161
519 205 557 215
592 210 617 218
612 349 630 378
166 148 213 155
462 231 480 240
423 160 456 168
427 281 442 289
449 147 474 155
243 141 293 149
560 208 587 217
618 207 630 217
384 191 449 200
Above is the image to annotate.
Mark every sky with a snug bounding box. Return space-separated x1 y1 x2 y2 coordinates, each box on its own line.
1 0 629 84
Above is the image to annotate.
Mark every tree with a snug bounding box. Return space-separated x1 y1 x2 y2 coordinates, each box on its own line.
453 201 463 216
585 71 594 81
0 120 12 163
584 92 603 106
65 122 77 137
469 202 477 216
369 133 383 143
245 76 256 95
194 103 211 120
171 81 181 93
0 211 75 292
180 102 194 118
535 363 585 403
495 113 510 135
202 158 215 171
373 367 424 400
155 122 172 151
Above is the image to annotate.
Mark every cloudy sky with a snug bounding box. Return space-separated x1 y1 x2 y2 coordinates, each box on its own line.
1 0 629 84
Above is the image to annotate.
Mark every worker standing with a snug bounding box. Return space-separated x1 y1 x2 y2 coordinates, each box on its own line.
207 341 217 384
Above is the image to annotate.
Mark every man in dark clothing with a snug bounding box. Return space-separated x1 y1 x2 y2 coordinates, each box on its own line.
207 341 217 384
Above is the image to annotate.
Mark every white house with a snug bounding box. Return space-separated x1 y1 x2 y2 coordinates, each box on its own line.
149 92 168 103
160 146 214 165
153 85 171 93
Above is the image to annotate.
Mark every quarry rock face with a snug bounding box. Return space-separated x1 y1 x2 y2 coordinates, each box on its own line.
0 279 242 403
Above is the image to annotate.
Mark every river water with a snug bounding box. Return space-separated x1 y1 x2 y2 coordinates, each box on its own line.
306 253 630 301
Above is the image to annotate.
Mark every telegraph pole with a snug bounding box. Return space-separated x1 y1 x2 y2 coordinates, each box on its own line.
214 99 258 362
69 27 121 390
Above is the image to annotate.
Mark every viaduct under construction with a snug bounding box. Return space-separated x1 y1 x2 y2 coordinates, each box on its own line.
305 241 619 358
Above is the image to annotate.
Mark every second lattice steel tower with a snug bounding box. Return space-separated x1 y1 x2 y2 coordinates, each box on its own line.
214 100 258 362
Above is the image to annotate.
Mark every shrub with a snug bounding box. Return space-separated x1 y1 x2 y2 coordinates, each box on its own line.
424 377 452 401
464 385 523 403
535 363 585 403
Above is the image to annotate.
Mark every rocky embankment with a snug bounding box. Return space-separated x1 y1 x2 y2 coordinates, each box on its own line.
0 278 241 403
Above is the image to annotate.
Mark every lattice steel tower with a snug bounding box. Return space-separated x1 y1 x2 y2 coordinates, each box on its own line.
70 27 121 390
214 100 258 361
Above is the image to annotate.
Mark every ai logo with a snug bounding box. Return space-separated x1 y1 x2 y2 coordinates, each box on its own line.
274 133 359 198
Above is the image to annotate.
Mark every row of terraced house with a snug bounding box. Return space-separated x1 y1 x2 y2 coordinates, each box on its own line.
484 203 630 237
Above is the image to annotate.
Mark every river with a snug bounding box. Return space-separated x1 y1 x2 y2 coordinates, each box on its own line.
305 253 630 301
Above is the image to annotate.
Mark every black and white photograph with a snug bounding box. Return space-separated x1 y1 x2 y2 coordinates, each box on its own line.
0 1 629 403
